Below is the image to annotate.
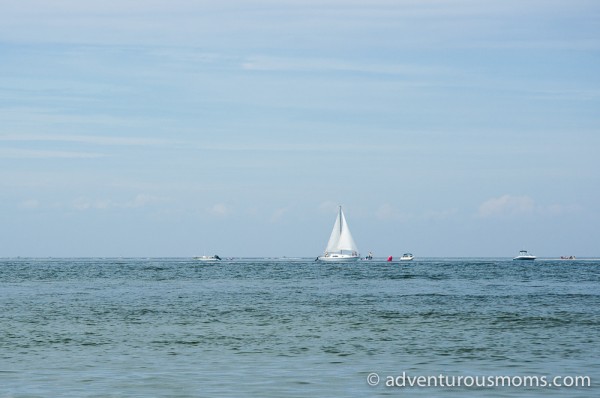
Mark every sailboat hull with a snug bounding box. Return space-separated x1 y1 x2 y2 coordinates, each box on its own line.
194 256 221 261
317 254 360 262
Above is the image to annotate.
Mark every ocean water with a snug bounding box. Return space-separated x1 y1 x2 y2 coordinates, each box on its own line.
0 258 598 397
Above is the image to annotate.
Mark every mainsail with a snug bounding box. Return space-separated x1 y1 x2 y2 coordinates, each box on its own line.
325 206 358 253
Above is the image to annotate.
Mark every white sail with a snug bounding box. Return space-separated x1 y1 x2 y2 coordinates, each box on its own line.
325 211 342 252
337 210 358 252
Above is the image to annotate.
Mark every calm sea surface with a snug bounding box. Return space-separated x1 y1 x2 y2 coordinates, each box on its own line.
0 258 598 397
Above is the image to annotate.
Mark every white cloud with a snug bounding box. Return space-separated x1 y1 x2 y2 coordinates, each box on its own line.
270 207 289 223
208 203 231 217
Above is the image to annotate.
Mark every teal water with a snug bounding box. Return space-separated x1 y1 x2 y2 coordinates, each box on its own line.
0 258 598 397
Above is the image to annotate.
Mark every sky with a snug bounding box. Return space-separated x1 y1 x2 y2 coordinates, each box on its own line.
1 0 599 257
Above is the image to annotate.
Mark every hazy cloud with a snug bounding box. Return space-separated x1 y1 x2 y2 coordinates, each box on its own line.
423 208 459 221
376 203 412 222
208 203 231 217
0 148 105 159
0 134 171 147
477 195 535 218
73 197 112 211
477 195 580 218
18 199 41 209
125 194 168 208
270 206 289 223
241 56 446 76
72 194 166 211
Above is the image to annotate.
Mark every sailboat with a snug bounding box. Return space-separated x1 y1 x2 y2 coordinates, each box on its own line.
194 254 222 262
318 206 360 262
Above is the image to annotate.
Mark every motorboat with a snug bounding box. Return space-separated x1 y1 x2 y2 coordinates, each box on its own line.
513 250 536 261
400 253 414 261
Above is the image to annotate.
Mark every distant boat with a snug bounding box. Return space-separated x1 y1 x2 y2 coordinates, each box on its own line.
194 255 222 261
513 250 536 261
400 253 414 261
317 206 360 262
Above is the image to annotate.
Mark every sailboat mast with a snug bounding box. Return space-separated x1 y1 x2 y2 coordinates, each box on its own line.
339 206 343 253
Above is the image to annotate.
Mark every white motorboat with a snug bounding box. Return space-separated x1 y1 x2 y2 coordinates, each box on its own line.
513 250 536 261
400 253 414 261
317 206 360 262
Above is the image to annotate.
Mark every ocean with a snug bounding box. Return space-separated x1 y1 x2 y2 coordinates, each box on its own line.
0 258 598 397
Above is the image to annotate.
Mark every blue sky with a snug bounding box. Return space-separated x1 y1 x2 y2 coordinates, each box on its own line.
1 0 599 257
